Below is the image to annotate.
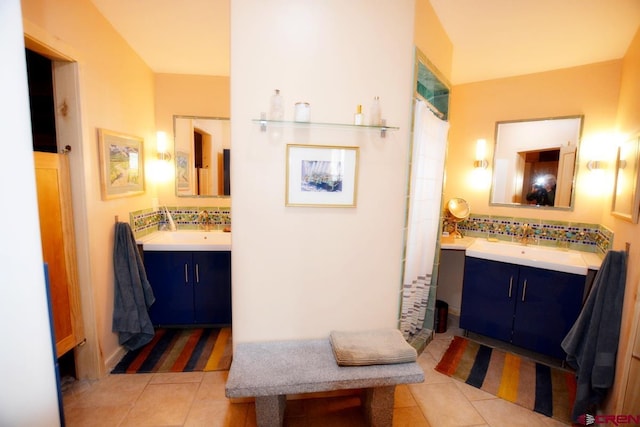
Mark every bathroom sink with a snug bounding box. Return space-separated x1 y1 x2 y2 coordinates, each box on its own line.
465 239 589 275
141 230 231 251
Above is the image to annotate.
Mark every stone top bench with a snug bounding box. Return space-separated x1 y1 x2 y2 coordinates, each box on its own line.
225 338 424 426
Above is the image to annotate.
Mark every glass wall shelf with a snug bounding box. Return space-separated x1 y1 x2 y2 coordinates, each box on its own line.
253 118 399 138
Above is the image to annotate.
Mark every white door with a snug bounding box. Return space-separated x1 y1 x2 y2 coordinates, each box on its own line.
555 144 577 207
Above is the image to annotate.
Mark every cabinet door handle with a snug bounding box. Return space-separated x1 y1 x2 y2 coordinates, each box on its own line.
508 276 513 298
195 264 200 283
522 279 527 302
184 264 188 284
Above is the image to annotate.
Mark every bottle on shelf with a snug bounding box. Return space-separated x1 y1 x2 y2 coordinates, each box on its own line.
370 96 381 126
354 104 364 125
269 89 284 121
294 102 310 122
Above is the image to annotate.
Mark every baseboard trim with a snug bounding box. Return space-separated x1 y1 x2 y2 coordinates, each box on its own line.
104 346 127 373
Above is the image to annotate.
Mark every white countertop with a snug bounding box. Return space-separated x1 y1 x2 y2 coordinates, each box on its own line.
580 251 604 271
440 236 603 273
138 230 231 251
440 236 475 250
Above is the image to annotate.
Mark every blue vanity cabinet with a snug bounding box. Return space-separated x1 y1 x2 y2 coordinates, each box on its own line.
460 256 584 359
511 265 584 359
460 257 519 342
192 251 232 324
145 251 193 325
144 250 232 326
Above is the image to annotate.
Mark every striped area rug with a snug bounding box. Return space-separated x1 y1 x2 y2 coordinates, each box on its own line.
435 336 576 424
112 327 232 374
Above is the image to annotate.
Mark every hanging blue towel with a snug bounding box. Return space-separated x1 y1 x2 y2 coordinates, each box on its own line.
561 250 627 421
112 222 156 351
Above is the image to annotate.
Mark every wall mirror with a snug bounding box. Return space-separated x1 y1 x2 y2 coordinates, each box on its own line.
174 116 230 198
489 115 583 210
611 133 640 223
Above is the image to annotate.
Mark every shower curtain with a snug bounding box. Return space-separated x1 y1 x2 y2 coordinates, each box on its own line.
401 99 449 338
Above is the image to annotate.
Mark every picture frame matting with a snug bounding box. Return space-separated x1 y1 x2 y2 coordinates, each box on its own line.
285 144 359 207
98 128 145 200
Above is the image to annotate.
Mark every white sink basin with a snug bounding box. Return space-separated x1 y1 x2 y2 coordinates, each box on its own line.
141 230 231 251
466 239 589 275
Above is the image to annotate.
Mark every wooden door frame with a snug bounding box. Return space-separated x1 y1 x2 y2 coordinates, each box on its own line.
24 32 103 379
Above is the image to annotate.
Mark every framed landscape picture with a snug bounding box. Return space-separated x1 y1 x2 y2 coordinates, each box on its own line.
286 144 359 207
175 151 191 195
98 128 145 200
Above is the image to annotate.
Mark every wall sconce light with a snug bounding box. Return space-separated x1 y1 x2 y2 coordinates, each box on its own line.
586 160 606 171
474 139 489 169
156 131 171 161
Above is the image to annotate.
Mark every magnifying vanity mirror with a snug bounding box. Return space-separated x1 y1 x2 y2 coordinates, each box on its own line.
446 198 470 238
489 115 583 209
174 116 230 197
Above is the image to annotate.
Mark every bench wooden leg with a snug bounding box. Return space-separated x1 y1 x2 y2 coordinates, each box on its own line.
255 395 286 427
363 385 395 427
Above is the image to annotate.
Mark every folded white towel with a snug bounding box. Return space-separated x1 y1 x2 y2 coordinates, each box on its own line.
329 329 417 366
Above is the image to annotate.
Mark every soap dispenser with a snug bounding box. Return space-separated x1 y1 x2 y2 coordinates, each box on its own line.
354 105 364 125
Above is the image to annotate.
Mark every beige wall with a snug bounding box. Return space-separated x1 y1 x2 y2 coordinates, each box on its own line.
445 60 622 224
1 0 60 422
22 0 157 376
230 0 421 343
606 26 640 414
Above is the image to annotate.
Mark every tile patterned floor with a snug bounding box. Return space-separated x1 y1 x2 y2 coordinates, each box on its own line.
62 319 570 426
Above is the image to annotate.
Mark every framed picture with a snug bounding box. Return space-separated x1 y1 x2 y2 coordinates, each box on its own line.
286 144 359 207
612 133 640 223
98 129 145 200
175 151 192 195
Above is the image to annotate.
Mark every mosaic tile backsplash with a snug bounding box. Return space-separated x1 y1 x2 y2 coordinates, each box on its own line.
130 206 231 238
444 213 613 255
131 206 612 255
